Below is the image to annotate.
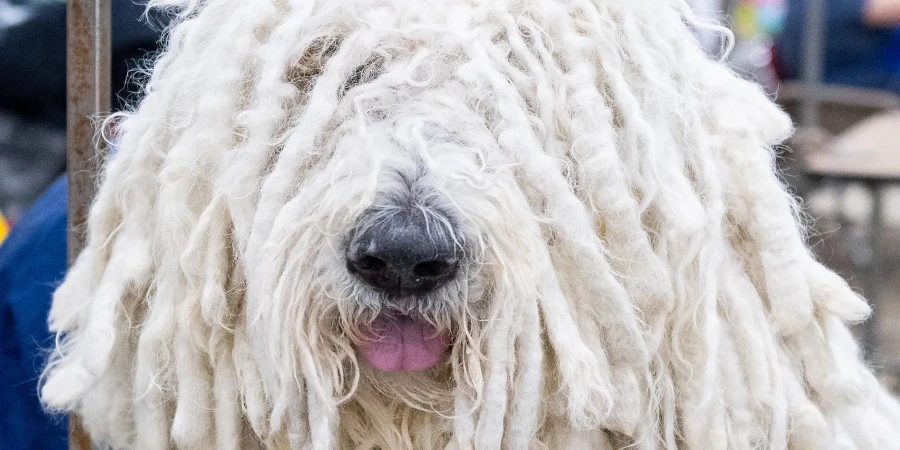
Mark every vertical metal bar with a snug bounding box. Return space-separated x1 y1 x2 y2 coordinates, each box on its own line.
67 0 111 448
801 0 825 126
68 0 111 265
862 181 884 360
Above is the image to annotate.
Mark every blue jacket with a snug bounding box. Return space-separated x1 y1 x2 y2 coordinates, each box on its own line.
777 0 900 92
0 176 68 449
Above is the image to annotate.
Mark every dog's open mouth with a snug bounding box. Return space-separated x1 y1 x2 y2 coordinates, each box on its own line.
357 313 450 372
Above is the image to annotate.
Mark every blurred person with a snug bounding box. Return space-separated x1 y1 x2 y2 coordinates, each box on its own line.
777 0 900 91
0 2 163 448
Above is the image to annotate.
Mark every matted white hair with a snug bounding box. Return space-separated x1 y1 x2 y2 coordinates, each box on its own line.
41 0 900 448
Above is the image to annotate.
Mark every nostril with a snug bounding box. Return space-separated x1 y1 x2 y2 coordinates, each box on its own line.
413 259 457 278
352 255 386 273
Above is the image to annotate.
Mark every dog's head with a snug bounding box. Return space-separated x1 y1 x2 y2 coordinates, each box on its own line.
42 0 885 449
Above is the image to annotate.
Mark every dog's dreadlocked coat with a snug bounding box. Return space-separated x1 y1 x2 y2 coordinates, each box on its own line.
41 0 900 448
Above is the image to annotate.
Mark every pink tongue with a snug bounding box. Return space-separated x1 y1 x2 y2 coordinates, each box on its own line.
358 314 449 372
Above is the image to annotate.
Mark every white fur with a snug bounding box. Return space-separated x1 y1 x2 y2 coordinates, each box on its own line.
41 0 900 448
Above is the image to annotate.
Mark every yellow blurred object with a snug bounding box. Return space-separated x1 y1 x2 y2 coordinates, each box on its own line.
734 3 758 39
0 212 9 245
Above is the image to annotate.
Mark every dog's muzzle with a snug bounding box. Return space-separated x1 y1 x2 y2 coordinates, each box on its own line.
346 208 457 372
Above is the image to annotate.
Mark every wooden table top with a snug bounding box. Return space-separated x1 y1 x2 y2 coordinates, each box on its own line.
803 111 900 182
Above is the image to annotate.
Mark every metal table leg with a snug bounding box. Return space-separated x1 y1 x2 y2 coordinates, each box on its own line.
862 181 884 361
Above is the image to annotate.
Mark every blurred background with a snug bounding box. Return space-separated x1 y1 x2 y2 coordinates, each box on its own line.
1 0 900 447
699 0 900 394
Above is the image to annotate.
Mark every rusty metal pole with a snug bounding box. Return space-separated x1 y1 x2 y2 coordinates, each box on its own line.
67 0 111 448
801 0 825 127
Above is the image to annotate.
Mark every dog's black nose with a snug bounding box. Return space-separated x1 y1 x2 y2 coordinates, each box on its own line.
347 209 458 296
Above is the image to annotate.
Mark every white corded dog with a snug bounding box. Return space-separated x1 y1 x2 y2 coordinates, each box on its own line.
41 0 900 448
